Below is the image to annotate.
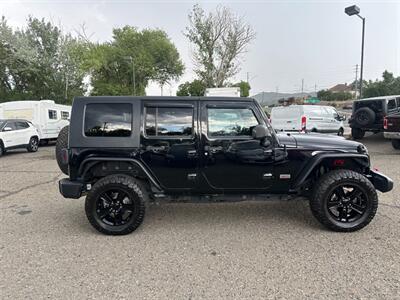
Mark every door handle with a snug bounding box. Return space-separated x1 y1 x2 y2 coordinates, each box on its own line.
146 145 166 152
187 149 198 158
204 145 223 154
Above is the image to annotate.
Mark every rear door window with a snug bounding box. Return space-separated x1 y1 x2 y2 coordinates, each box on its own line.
388 99 397 112
4 122 16 131
84 103 132 137
145 107 193 137
48 110 57 120
16 121 30 130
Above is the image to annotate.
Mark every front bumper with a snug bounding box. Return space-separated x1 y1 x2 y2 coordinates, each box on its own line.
59 179 84 199
367 170 394 193
384 132 400 140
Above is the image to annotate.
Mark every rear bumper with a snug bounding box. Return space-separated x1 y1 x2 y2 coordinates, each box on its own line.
367 170 394 193
384 132 400 140
59 179 84 199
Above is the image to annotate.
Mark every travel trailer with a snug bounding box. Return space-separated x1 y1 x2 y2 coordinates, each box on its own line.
0 100 71 144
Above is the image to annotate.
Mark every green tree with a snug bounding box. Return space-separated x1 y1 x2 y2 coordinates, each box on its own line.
363 71 400 98
86 26 184 96
0 16 88 103
176 79 206 96
317 89 352 101
232 81 251 97
184 5 255 88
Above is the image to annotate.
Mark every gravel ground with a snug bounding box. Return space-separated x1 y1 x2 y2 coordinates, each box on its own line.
0 134 399 299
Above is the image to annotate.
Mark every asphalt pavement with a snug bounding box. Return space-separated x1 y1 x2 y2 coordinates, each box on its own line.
0 134 399 299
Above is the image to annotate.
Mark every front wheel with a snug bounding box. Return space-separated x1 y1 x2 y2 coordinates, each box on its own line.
351 128 365 140
310 169 378 232
85 174 146 235
337 127 344 136
27 137 39 152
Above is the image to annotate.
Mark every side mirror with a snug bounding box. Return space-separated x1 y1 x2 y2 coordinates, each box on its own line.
252 125 269 140
341 115 347 121
3 126 12 132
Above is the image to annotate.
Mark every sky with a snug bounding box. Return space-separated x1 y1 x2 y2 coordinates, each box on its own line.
1 0 399 96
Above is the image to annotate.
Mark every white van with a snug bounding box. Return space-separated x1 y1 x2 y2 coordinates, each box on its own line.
270 105 345 135
0 100 71 144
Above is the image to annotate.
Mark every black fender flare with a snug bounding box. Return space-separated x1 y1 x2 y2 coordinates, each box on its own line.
292 152 370 189
78 157 163 191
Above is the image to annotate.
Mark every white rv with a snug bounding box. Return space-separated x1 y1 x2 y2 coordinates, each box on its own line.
0 100 71 144
205 87 241 97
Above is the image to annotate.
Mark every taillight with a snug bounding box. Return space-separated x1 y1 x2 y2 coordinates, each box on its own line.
301 116 307 131
383 117 388 130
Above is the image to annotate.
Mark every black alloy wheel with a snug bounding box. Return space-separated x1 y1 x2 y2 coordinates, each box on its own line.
327 185 368 223
95 189 136 226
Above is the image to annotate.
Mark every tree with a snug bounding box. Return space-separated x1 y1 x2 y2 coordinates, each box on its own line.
232 81 250 97
363 71 400 98
0 16 88 103
317 89 352 101
176 79 206 96
86 26 184 96
184 5 255 88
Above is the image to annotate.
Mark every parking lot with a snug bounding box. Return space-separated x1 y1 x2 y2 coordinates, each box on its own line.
0 134 399 299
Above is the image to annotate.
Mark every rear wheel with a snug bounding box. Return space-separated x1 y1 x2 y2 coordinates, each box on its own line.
0 142 4 157
310 169 378 232
351 128 365 140
392 139 400 150
27 137 39 152
85 174 146 235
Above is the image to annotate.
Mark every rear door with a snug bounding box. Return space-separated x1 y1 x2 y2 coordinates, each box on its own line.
16 121 32 144
140 100 199 191
271 106 301 131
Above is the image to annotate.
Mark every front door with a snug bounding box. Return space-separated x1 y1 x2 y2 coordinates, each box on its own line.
199 101 275 193
140 100 199 191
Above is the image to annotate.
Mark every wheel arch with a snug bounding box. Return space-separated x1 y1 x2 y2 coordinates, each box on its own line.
292 153 370 190
79 157 163 191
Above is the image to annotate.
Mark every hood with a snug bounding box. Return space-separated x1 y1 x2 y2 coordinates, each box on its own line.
276 132 367 153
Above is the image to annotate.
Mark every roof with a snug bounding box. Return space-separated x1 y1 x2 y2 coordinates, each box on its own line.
354 95 400 102
329 84 353 93
0 118 30 122
74 96 255 102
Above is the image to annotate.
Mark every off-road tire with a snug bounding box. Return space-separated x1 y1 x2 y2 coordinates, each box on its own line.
392 139 400 150
354 107 375 127
0 142 4 157
85 174 146 235
351 127 365 140
27 137 39 152
56 126 69 175
310 169 378 232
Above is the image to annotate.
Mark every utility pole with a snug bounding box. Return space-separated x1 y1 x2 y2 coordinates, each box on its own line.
314 83 317 93
246 72 250 84
301 79 304 94
354 64 359 99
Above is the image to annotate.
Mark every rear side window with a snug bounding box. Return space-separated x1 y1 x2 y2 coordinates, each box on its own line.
61 111 70 120
84 103 132 137
145 107 193 137
16 122 29 129
48 110 57 120
387 99 397 111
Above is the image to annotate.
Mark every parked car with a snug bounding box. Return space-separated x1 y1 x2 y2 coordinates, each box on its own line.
349 95 400 139
0 119 40 156
56 96 393 235
384 112 400 149
270 105 345 135
0 100 71 145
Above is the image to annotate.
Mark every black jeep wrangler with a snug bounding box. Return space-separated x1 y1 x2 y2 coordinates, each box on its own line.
349 95 400 139
57 96 393 235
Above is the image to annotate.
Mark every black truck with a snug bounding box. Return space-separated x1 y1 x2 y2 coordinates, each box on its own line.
57 96 393 235
384 112 400 149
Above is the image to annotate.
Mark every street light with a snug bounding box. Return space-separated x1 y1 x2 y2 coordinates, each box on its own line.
124 56 136 96
345 5 365 99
